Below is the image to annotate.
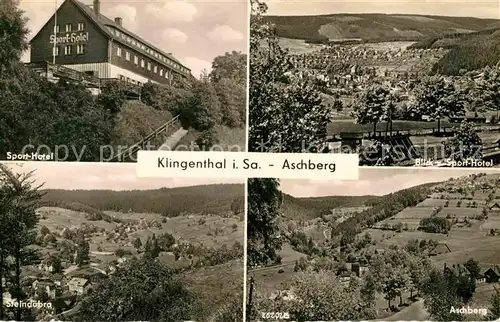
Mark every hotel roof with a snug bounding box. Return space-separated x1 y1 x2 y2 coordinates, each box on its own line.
31 0 189 73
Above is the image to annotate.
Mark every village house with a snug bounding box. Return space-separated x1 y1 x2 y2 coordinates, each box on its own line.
352 262 369 277
482 266 500 283
33 279 57 299
67 277 90 295
52 273 67 286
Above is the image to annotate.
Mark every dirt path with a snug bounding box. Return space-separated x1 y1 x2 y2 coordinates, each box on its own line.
159 128 188 151
384 299 428 321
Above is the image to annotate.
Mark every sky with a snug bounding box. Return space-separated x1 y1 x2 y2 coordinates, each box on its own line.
265 0 500 19
281 168 500 197
19 0 248 78
3 162 243 190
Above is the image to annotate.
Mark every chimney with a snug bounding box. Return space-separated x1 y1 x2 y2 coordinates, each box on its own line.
93 0 100 16
114 17 122 26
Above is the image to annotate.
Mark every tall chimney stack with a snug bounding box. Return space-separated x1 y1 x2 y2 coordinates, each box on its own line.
93 0 100 16
114 17 122 26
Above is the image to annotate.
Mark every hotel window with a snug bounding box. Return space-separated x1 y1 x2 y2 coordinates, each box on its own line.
121 34 126 39
127 36 131 43
64 45 72 55
53 46 60 56
54 25 60 33
76 44 85 54
160 69 164 76
125 51 130 60
116 30 121 36
147 62 151 70
141 59 145 68
117 47 122 57
77 22 85 31
141 45 145 50
65 23 72 32
134 55 138 65
132 40 136 45
153 65 157 73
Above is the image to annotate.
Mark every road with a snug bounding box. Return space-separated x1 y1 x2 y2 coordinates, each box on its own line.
248 261 296 274
383 300 428 321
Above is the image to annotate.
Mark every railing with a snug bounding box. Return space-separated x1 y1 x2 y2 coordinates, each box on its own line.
329 124 500 141
108 115 181 162
26 61 101 86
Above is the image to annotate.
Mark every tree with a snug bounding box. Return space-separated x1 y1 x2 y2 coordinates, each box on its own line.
351 85 392 136
249 0 330 153
75 239 90 267
284 271 376 320
489 287 500 320
157 233 175 251
114 248 126 258
0 0 29 73
410 76 465 132
183 79 221 131
476 67 500 112
0 165 43 320
77 258 194 321
209 51 246 87
464 258 480 280
443 121 482 161
421 268 465 321
40 226 50 236
230 196 244 217
247 178 283 267
132 237 142 250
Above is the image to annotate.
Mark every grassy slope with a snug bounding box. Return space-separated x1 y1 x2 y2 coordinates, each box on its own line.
263 14 500 42
41 184 244 216
182 260 243 321
111 100 174 148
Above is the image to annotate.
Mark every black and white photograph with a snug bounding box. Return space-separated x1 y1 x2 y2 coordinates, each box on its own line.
249 0 500 167
0 162 244 321
0 0 247 162
246 170 500 321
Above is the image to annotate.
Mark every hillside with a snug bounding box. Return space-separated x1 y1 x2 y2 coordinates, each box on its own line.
41 184 244 217
281 193 380 220
111 100 174 148
263 14 500 42
410 28 500 75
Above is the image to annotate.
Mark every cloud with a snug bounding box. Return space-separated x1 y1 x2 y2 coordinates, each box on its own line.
183 56 212 79
144 1 197 23
104 4 138 31
162 28 188 44
207 25 244 42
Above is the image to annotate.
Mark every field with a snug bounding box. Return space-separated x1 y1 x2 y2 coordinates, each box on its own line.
38 206 243 253
278 37 324 54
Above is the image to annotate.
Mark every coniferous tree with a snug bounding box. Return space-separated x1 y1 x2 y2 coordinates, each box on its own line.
0 165 43 320
247 178 283 267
